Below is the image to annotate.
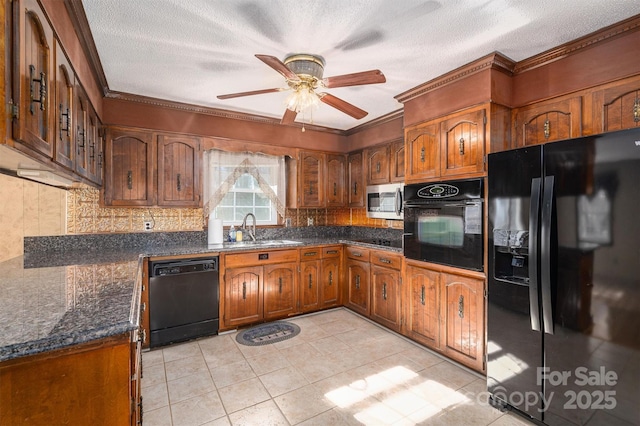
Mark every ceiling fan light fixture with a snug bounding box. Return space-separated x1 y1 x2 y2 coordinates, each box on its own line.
284 54 325 80
285 83 319 113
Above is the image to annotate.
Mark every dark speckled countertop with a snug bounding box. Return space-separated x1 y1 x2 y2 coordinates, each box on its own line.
4 230 402 362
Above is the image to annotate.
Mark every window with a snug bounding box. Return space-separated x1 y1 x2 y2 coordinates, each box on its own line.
203 150 286 226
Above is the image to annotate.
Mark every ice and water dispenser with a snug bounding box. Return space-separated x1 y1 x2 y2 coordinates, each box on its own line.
493 229 530 283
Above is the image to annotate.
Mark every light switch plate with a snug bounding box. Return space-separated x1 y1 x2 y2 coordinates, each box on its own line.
307 217 314 226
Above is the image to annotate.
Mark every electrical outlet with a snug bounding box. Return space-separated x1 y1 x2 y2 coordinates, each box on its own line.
285 218 292 227
144 221 153 231
307 217 314 226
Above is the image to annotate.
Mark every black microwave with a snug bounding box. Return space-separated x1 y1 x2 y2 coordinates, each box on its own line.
403 179 484 271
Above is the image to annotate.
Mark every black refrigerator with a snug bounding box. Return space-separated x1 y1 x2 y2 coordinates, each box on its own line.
487 128 640 426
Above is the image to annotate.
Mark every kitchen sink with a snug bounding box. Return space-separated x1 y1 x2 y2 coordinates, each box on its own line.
227 240 303 247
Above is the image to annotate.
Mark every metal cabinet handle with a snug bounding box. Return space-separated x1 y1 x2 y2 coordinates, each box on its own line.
420 285 425 306
279 277 283 294
376 162 381 173
353 252 362 257
328 271 333 285
420 146 425 162
59 104 70 140
333 182 337 196
176 173 182 191
309 182 313 195
242 282 247 300
543 119 551 139
140 302 146 313
29 65 46 114
326 250 338 255
382 282 387 300
355 274 360 289
459 137 465 155
127 171 133 190
89 140 95 159
634 97 640 122
458 295 464 318
354 182 358 195
304 251 318 256
379 258 391 264
308 274 313 289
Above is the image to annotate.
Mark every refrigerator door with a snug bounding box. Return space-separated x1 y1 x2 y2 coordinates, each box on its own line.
542 128 640 425
487 145 544 421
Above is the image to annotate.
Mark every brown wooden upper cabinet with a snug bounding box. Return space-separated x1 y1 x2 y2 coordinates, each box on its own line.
365 144 390 185
157 135 201 207
592 76 640 133
53 42 74 171
104 128 155 206
12 0 55 158
389 139 405 183
287 150 347 208
347 151 364 207
325 154 346 207
404 104 504 183
513 96 582 146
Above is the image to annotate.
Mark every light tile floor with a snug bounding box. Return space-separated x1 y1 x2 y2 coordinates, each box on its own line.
141 308 533 425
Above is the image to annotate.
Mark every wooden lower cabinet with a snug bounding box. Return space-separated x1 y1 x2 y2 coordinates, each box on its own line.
320 246 341 308
345 247 371 316
370 251 403 332
224 265 263 328
0 332 142 426
404 259 486 372
299 246 342 313
264 263 297 320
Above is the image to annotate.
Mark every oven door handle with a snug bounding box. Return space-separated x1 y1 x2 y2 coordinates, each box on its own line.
443 202 482 208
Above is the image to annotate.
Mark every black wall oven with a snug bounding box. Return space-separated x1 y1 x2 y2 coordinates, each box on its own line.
404 178 484 271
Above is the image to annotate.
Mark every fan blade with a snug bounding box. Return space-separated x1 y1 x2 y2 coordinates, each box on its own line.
217 87 285 100
255 54 300 82
318 93 368 119
322 70 385 88
281 108 297 124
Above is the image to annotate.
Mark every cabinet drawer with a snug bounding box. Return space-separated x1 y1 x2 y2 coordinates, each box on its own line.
322 246 342 259
370 251 402 270
224 249 298 268
300 247 321 260
346 246 370 261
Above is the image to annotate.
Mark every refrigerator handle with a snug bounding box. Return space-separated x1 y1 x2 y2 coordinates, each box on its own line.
541 175 555 335
529 178 542 332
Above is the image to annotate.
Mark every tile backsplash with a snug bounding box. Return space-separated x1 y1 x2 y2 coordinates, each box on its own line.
67 187 403 234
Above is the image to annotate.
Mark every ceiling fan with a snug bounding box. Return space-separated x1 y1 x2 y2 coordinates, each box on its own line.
217 54 386 125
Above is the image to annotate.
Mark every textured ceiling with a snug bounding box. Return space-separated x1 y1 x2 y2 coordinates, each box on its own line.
82 0 640 131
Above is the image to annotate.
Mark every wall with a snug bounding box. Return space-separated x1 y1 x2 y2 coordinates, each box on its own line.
0 174 66 261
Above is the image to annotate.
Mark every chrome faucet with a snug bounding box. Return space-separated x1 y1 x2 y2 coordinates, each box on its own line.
242 213 257 241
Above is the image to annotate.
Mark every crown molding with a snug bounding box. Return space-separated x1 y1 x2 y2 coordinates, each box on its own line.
514 14 640 74
64 0 109 96
394 52 516 104
345 109 404 136
104 91 346 135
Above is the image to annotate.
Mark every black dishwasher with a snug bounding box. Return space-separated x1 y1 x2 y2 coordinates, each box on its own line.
149 257 219 348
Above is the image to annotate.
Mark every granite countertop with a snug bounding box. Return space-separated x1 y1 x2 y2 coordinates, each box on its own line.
2 237 401 362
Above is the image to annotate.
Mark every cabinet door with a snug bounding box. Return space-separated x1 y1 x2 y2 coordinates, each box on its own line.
299 151 324 207
347 151 364 207
513 96 582 146
346 260 370 316
440 273 485 371
320 257 340 308
13 0 54 157
53 42 74 170
104 128 155 206
300 260 320 313
371 265 401 332
405 122 439 183
365 145 390 185
389 139 405 183
157 135 201 207
73 83 89 178
224 266 262 327
405 264 440 349
594 78 640 132
440 108 486 177
264 263 297 320
326 154 346 207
